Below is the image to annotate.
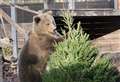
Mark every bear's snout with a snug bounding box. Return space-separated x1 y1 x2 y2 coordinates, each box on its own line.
34 16 41 23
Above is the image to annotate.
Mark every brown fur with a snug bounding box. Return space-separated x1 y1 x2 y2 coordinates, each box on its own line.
18 11 63 82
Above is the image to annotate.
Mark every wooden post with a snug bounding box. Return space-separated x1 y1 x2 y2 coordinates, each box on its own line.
114 0 118 10
11 0 17 59
118 0 120 9
68 0 74 10
0 54 3 82
68 0 75 15
44 0 48 9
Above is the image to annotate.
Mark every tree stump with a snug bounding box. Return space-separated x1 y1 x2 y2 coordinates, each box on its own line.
0 54 3 82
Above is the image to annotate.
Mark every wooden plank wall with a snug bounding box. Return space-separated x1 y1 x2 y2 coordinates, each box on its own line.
93 29 120 54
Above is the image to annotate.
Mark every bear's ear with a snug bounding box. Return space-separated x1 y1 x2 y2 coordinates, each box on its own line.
38 10 43 14
34 16 41 23
45 10 53 15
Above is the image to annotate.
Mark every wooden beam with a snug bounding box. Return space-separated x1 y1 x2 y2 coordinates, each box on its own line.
11 4 38 15
0 9 25 34
11 0 17 59
2 1 38 15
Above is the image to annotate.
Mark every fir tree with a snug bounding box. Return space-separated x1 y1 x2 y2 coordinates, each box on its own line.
42 11 119 82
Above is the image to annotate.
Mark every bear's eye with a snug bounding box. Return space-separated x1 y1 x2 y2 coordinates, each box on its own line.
46 23 50 25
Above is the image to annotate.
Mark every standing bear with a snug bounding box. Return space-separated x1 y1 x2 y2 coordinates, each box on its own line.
18 10 63 82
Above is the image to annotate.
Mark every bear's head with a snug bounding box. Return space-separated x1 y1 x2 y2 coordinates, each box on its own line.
33 10 56 36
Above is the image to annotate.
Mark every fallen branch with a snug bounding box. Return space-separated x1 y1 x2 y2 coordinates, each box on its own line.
0 15 8 37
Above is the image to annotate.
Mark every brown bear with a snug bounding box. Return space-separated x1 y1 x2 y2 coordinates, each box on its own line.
18 10 63 82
